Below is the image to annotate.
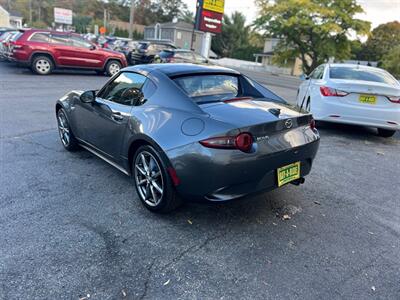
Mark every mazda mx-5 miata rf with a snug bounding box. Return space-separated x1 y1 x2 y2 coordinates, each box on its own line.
56 64 320 212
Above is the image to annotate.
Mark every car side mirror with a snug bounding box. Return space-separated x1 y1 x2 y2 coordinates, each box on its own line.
80 90 96 103
89 45 96 50
300 74 309 81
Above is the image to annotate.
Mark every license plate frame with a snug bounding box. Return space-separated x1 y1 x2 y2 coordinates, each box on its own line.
277 162 301 187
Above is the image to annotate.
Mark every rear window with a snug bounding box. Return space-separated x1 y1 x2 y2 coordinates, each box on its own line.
330 66 398 86
174 74 239 103
138 42 149 50
159 50 174 58
29 32 49 42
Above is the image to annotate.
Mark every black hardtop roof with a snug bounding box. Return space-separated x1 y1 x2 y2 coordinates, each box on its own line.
124 63 240 77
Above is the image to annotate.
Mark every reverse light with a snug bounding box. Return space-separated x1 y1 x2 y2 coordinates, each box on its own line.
387 96 400 104
320 86 349 97
200 132 253 153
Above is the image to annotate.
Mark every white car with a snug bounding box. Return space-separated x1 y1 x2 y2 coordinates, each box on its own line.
296 64 400 137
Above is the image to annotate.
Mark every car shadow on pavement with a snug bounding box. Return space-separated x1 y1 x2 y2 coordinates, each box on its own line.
316 121 400 141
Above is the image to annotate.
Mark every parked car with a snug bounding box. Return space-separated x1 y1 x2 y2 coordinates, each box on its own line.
55 63 320 212
0 27 15 37
297 63 400 137
10 29 128 76
114 40 138 60
129 40 176 65
0 31 19 61
153 49 208 64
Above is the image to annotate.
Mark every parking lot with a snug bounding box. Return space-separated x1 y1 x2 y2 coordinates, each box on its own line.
0 62 399 299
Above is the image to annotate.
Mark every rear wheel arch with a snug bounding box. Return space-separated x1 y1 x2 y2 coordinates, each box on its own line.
127 135 171 175
103 57 122 69
30 52 56 66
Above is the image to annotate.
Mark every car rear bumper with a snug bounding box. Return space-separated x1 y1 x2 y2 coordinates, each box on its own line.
166 138 320 202
314 99 400 130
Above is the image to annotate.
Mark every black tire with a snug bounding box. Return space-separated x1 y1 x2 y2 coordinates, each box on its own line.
105 60 122 77
377 128 396 138
132 145 182 213
31 55 54 75
56 108 79 151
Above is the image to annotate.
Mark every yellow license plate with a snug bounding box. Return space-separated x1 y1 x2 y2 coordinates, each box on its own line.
277 162 301 187
359 95 376 104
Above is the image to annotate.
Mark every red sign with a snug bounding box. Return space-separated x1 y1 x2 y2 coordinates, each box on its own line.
99 26 107 35
199 10 223 34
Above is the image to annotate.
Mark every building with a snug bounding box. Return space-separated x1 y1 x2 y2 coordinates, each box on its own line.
0 5 10 27
0 6 23 29
144 21 205 54
254 38 305 76
9 10 23 28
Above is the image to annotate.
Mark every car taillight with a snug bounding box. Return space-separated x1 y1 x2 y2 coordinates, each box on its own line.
200 132 253 153
11 42 22 49
320 86 348 97
387 96 400 104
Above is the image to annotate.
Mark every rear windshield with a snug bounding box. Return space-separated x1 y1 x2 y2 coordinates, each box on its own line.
173 74 239 103
159 50 174 58
138 42 149 50
330 66 398 85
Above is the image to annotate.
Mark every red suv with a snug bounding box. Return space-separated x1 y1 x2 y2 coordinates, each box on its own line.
10 29 127 76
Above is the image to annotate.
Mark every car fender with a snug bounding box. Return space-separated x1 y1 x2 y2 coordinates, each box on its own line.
29 50 57 65
102 57 124 69
55 90 84 137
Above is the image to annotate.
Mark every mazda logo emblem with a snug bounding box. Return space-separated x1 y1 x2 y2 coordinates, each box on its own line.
285 119 293 129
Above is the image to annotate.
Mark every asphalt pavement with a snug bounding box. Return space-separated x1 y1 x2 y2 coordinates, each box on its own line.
0 63 399 299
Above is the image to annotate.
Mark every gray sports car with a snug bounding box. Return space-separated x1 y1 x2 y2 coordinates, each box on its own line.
56 64 320 212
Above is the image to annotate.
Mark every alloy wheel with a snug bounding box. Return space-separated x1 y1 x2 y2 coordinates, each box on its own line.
57 111 70 147
35 59 51 74
134 151 164 206
109 63 120 76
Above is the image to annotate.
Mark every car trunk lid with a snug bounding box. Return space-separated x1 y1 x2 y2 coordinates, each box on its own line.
329 79 400 107
200 98 311 139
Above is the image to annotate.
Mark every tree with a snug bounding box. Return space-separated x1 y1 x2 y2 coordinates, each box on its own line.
254 0 370 74
381 46 400 79
152 0 188 23
179 10 194 24
360 21 400 63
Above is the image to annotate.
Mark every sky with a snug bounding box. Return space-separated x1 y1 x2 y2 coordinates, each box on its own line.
183 0 400 29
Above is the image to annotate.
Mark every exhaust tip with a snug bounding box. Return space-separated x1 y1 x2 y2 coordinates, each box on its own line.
290 177 305 186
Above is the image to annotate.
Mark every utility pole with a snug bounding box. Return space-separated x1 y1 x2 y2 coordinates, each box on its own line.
129 0 134 39
103 9 107 29
29 0 32 24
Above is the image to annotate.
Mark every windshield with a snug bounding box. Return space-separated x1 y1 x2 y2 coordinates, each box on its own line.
329 66 398 86
174 75 239 103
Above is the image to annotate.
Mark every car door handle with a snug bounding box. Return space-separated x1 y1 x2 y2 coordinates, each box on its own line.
111 112 124 121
